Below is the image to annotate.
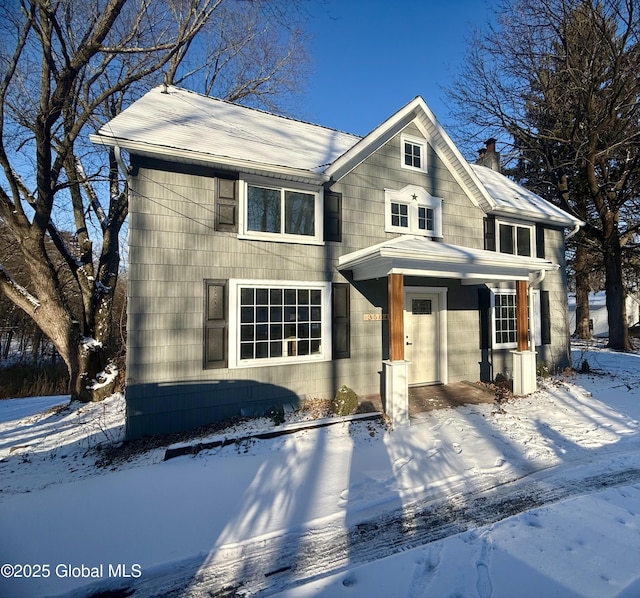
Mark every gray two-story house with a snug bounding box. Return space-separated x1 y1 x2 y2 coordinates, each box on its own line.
92 86 582 439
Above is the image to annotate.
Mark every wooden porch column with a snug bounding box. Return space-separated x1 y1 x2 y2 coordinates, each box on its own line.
388 273 404 361
516 280 529 351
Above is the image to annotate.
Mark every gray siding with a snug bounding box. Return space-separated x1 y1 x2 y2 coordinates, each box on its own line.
126 125 572 438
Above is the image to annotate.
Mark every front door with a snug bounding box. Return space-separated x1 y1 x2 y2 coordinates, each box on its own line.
404 291 440 385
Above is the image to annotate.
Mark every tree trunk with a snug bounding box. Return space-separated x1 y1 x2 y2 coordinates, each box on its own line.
603 235 631 351
573 240 592 339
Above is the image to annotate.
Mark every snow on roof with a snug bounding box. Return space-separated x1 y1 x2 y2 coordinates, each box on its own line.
93 86 361 177
93 86 580 226
471 164 582 226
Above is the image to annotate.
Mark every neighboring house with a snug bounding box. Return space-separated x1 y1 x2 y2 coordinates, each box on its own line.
568 292 640 337
92 86 583 439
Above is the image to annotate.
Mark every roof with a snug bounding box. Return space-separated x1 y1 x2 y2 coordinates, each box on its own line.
91 86 581 226
471 164 582 227
338 235 559 282
91 86 360 183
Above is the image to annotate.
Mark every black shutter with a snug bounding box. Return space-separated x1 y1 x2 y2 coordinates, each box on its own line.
540 290 551 345
215 178 238 232
324 190 342 242
332 283 350 359
478 286 492 349
203 280 227 368
536 224 546 258
484 216 496 251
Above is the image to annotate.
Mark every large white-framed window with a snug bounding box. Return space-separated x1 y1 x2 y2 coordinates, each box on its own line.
401 134 427 172
239 176 323 244
491 287 541 349
228 279 331 368
385 184 443 237
496 219 535 257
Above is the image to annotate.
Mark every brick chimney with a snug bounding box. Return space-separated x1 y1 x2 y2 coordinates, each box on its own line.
475 137 500 172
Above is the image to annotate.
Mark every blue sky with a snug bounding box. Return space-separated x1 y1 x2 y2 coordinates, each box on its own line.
299 0 493 153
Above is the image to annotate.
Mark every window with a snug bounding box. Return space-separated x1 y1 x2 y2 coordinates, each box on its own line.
385 185 442 237
418 207 434 231
241 177 322 244
491 288 541 349
391 202 409 228
228 280 331 367
401 134 427 172
496 220 535 257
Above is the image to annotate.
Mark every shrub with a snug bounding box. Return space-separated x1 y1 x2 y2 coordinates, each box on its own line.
536 362 550 378
331 385 358 416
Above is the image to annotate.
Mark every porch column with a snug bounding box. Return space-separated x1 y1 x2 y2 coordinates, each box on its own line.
383 273 410 426
512 279 537 395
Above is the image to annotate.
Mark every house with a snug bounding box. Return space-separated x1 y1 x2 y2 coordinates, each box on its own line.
91 86 583 439
568 291 640 337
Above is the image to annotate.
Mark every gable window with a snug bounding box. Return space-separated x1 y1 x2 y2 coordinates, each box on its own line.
241 177 322 244
497 220 535 257
228 280 331 367
401 134 427 172
491 288 541 349
385 185 442 237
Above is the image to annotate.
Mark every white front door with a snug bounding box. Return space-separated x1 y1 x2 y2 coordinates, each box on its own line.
404 291 440 385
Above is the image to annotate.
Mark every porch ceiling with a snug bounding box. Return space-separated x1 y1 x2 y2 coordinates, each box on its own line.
338 235 559 282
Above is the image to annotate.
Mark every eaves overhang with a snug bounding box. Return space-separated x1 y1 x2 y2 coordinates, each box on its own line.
338 235 559 283
89 135 330 186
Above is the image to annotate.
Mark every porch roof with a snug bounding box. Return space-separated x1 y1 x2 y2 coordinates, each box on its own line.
338 235 559 282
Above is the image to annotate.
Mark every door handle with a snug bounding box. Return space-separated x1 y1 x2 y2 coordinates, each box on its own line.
406 341 413 346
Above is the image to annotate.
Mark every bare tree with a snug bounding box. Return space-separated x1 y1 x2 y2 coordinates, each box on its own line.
448 0 640 351
0 0 308 401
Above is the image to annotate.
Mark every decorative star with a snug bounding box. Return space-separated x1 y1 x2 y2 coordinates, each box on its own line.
411 193 418 201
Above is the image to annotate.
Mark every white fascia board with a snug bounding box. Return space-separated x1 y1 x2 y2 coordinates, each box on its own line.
488 206 584 228
89 135 330 185
325 98 424 181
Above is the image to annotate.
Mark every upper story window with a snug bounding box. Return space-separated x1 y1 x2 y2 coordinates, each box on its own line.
385 185 443 237
401 134 427 172
240 176 322 244
497 220 535 257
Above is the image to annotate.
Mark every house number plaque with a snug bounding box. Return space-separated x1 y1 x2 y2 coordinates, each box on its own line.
363 313 388 321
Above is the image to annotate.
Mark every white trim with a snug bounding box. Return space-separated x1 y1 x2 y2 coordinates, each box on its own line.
404 286 448 384
495 218 536 257
400 133 427 173
490 287 541 349
238 175 323 245
384 185 443 238
228 279 331 369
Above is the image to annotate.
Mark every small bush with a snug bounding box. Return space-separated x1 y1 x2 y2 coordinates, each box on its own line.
536 362 550 378
580 359 590 374
331 385 358 416
266 405 285 426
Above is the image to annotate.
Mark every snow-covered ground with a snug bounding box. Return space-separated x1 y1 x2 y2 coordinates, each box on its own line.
0 341 638 598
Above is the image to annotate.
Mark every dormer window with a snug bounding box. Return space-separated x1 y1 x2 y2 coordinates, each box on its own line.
385 185 442 237
401 134 427 172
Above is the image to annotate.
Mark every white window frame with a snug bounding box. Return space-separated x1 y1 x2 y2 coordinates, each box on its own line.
401 134 427 172
496 219 535 257
239 175 323 245
228 279 331 368
385 185 443 237
490 287 541 349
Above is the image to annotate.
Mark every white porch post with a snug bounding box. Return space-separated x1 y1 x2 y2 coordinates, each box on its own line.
383 273 410 426
511 279 537 395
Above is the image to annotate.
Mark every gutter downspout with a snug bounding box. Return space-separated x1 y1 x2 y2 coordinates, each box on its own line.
114 145 130 178
565 223 581 240
528 269 546 351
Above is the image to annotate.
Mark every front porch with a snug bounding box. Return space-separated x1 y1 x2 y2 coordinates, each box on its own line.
359 381 496 417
